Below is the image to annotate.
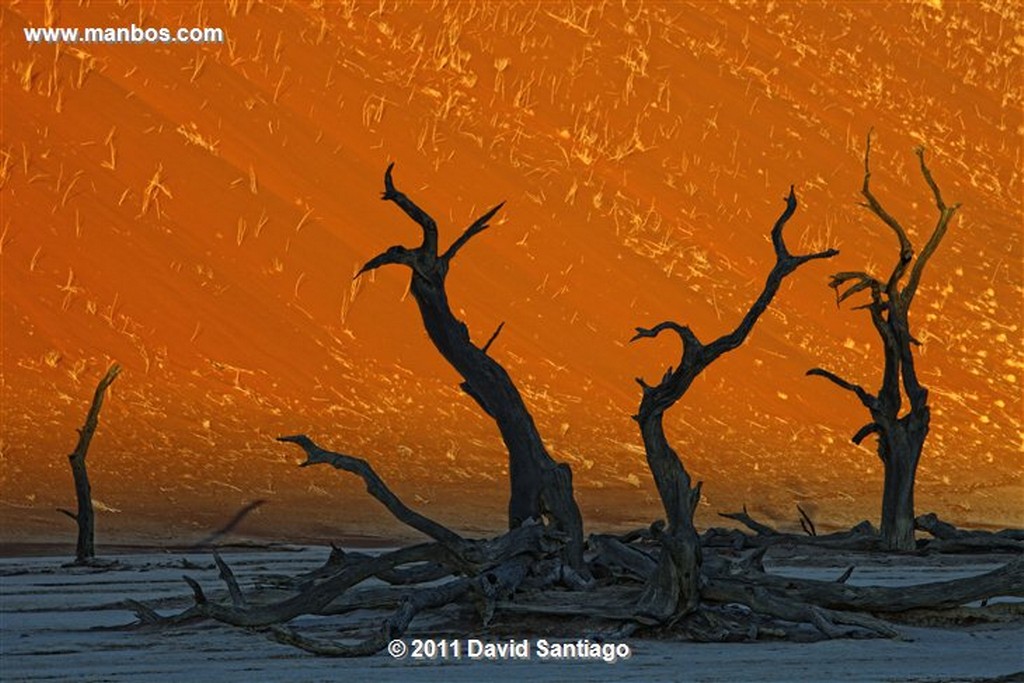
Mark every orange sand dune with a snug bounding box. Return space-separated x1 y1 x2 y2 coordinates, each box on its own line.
1 1 1021 545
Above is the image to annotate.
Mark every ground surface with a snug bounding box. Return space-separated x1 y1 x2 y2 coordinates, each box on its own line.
1 546 1021 682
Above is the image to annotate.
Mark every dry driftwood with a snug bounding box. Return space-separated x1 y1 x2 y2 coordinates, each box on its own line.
705 556 1024 614
914 513 1024 553
711 507 880 551
711 505 1023 555
136 430 572 654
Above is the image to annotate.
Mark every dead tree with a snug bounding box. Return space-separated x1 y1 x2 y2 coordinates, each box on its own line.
60 363 121 564
808 132 961 551
631 187 837 620
356 164 585 569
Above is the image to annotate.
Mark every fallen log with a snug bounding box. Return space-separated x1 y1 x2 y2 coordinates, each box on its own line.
706 556 1024 613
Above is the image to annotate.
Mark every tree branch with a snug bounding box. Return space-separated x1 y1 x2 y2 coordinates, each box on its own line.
355 245 415 278
70 364 122 463
191 500 267 549
708 187 837 356
630 321 702 350
719 506 779 536
278 435 468 554
381 163 438 255
901 146 961 307
851 422 881 445
715 556 1024 613
806 368 877 409
442 202 505 263
213 551 248 609
914 146 951 213
796 505 817 537
828 272 883 307
267 577 471 657
860 130 914 294
630 322 704 413
769 185 800 259
481 321 505 355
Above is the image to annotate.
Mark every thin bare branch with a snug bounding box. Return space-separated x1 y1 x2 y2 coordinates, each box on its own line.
191 500 267 549
630 322 703 408
631 321 702 350
851 422 881 445
829 272 882 307
806 368 877 409
719 506 779 536
122 599 164 625
213 551 248 609
278 435 468 554
860 130 914 292
901 147 961 307
355 245 415 278
797 505 817 537
481 321 505 354
381 163 438 255
769 185 800 259
442 202 505 263
914 146 950 213
183 575 207 605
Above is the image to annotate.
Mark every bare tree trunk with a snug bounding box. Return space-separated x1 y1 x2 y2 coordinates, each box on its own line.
879 427 925 551
632 187 837 620
65 364 121 564
634 414 703 620
357 166 585 569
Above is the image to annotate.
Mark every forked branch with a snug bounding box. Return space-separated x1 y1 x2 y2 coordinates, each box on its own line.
860 130 914 293
381 163 438 255
706 187 838 357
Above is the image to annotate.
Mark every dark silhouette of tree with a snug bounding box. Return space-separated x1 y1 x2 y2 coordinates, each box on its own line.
59 363 121 564
355 164 585 569
808 131 961 551
632 187 837 620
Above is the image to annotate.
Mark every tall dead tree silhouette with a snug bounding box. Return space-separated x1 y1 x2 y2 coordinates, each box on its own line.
355 164 585 569
808 132 961 551
632 187 837 619
60 363 121 564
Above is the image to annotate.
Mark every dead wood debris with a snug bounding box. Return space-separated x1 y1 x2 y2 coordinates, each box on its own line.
121 437 1023 656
